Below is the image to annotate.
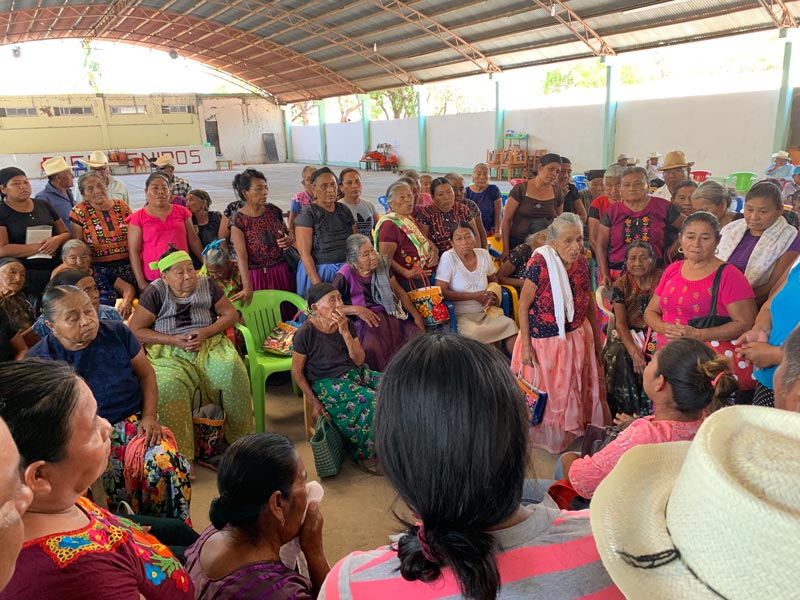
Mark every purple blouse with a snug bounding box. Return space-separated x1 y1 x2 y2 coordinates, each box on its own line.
184 527 314 600
727 230 800 274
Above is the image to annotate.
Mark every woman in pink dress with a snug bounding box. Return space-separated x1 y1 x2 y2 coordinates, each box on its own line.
511 212 609 454
127 172 204 291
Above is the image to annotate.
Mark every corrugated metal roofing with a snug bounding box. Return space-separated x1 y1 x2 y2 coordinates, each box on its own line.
0 0 798 103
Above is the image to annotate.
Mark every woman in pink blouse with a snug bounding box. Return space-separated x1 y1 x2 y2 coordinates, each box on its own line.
127 172 204 291
561 337 738 499
644 211 756 348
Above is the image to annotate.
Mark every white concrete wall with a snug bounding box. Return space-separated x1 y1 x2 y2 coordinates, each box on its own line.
371 118 418 170
291 125 321 163
426 111 495 172
198 95 286 165
615 90 778 176
504 105 606 172
326 121 363 165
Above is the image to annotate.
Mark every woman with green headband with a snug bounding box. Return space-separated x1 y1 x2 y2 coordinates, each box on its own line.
129 247 255 467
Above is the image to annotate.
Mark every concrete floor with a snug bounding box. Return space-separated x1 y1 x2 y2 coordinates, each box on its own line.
29 163 550 563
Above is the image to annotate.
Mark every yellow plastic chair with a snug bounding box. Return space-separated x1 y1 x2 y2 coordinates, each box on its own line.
234 290 307 433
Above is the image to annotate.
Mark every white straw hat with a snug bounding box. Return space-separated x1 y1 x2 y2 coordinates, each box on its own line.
773 150 790 160
85 150 117 168
591 405 800 600
42 156 71 177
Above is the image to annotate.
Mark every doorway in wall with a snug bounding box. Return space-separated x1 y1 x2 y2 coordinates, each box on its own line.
205 120 221 156
262 133 279 162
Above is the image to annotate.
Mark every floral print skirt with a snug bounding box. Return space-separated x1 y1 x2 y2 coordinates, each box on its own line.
105 415 192 524
311 366 381 461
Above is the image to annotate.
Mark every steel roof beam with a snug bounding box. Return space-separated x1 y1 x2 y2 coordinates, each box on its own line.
166 0 420 87
529 0 615 56
362 0 501 74
756 0 798 29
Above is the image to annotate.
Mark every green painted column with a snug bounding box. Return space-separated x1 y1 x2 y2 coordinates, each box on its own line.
358 94 372 153
281 106 293 163
775 29 794 152
494 76 504 152
416 90 428 172
315 100 327 165
602 57 618 168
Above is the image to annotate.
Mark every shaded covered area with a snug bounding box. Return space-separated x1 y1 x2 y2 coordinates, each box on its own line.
1 0 799 103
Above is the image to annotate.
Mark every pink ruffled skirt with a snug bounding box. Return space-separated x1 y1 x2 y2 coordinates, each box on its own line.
511 320 609 454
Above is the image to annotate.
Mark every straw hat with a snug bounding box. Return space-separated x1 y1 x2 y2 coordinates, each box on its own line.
773 150 791 160
616 153 628 162
658 150 694 171
591 405 800 600
42 156 71 177
85 150 117 168
154 155 176 168
648 151 662 159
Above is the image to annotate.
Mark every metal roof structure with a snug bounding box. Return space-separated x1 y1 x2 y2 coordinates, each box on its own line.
1 0 798 104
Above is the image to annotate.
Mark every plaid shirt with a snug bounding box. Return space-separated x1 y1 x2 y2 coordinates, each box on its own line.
170 175 192 197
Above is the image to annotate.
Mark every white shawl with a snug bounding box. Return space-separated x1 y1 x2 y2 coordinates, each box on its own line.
534 245 574 340
717 216 797 288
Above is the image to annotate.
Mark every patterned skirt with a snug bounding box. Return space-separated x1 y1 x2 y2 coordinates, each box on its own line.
145 333 256 461
511 320 610 454
311 366 381 462
603 339 652 418
105 415 192 523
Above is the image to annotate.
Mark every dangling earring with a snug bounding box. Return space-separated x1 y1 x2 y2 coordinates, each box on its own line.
279 518 285 527
715 247 719 255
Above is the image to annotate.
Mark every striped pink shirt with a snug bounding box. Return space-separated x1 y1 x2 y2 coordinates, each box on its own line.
320 505 622 600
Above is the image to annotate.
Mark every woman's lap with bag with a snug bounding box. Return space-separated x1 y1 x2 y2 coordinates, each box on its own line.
311 365 380 462
106 415 191 522
147 333 255 461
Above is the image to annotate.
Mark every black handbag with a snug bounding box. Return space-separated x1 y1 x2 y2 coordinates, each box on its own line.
687 265 732 329
283 246 301 273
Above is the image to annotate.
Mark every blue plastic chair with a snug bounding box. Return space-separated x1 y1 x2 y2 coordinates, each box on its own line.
572 175 588 191
377 195 390 214
72 160 89 177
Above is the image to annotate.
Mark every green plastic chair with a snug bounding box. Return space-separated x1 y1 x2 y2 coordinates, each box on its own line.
234 290 307 433
725 172 757 195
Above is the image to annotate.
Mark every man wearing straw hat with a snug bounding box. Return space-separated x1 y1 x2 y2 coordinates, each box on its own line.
34 156 75 229
75 150 130 204
591 404 800 600
766 150 794 181
645 151 662 186
154 155 192 198
652 150 694 201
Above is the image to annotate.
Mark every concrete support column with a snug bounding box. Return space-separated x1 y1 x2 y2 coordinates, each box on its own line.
315 100 327 165
602 57 618 168
494 76 504 152
281 106 293 163
416 90 428 172
775 29 794 152
358 94 372 153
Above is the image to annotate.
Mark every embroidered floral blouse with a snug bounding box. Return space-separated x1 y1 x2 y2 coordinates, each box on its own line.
70 200 132 263
0 496 193 600
524 253 591 339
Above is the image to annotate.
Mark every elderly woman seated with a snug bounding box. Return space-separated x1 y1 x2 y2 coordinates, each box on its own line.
436 222 518 353
0 257 33 333
0 360 194 599
603 242 662 418
291 283 380 471
129 248 255 465
333 234 423 371
497 231 547 289
30 269 121 339
718 181 800 305
321 334 618 597
27 284 191 521
185 433 329 599
54 239 135 317
375 179 438 291
202 240 244 301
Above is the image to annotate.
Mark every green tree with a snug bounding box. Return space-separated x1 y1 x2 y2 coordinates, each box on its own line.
369 86 418 120
542 61 642 94
82 39 101 93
